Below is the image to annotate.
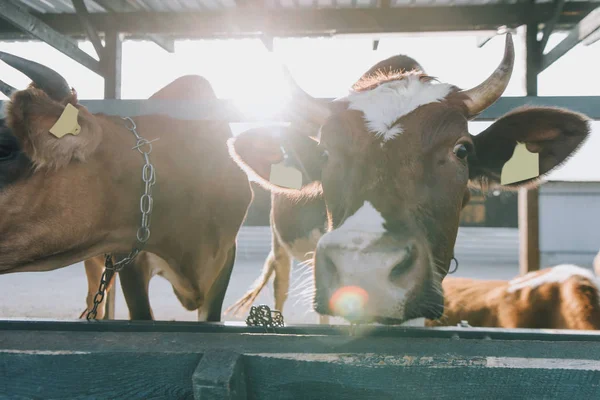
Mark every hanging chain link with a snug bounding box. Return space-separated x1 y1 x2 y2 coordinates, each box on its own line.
86 117 158 321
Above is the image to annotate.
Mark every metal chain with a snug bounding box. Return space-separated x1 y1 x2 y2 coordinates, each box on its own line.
246 305 285 331
85 117 158 321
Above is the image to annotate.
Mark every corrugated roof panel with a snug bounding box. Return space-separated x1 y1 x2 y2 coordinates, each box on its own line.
297 0 315 7
316 0 336 6
278 0 297 7
218 0 237 8
7 0 600 13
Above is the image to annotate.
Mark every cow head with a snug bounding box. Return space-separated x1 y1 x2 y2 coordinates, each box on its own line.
230 33 590 324
0 53 147 273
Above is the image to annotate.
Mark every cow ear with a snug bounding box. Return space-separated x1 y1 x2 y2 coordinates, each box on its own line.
468 106 590 190
228 126 325 194
6 88 102 169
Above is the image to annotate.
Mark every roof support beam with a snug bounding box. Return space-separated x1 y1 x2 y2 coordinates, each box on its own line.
72 0 105 59
541 6 600 72
0 3 594 37
91 0 175 53
0 1 102 75
539 0 566 53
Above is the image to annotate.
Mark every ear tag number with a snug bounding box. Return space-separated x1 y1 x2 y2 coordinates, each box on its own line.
49 103 81 138
501 142 539 185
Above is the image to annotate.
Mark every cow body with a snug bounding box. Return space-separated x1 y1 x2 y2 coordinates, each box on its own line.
426 264 600 330
0 54 253 321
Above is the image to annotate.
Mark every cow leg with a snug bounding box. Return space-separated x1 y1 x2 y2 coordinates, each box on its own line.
119 253 154 320
79 256 116 320
202 244 237 322
225 233 290 316
273 244 292 313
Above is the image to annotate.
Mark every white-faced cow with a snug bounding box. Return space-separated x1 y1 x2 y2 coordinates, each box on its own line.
425 264 600 330
0 52 254 321
225 33 590 325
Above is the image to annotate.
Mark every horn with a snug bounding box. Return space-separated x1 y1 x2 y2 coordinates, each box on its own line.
0 51 71 102
281 65 332 129
0 79 17 98
461 33 515 118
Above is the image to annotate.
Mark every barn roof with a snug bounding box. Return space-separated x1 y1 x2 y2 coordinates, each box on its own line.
0 0 598 41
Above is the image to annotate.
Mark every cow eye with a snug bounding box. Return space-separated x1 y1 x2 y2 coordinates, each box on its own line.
0 145 15 161
453 143 470 160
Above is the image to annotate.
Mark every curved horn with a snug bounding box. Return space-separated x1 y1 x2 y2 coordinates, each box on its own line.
0 79 17 98
0 51 71 102
461 33 515 118
281 65 332 128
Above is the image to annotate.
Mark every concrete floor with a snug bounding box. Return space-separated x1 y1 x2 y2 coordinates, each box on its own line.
0 256 521 325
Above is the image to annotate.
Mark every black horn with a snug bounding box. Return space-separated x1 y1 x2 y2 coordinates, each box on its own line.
0 79 17 98
0 51 71 102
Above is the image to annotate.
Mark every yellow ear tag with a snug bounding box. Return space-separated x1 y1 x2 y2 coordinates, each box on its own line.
269 162 303 189
49 103 81 138
501 142 539 185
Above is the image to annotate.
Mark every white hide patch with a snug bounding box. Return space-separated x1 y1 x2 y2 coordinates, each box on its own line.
507 264 598 293
343 75 454 142
318 201 387 251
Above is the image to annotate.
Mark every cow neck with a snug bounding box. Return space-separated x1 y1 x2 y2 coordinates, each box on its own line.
85 116 158 320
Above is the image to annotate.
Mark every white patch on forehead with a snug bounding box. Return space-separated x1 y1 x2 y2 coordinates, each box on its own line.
317 200 387 252
338 201 386 234
507 264 598 293
342 75 454 142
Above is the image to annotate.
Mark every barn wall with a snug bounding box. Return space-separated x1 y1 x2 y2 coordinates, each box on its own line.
539 181 600 267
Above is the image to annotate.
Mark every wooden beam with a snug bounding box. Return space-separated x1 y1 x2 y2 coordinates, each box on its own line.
541 6 600 72
518 188 540 275
192 350 247 399
72 0 105 59
518 20 541 275
102 30 122 99
0 3 594 37
100 30 122 320
1 96 599 121
0 1 102 75
92 0 175 53
539 0 566 53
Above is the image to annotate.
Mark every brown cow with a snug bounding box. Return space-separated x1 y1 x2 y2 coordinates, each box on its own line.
226 54 427 322
0 52 253 321
425 264 600 330
225 33 590 325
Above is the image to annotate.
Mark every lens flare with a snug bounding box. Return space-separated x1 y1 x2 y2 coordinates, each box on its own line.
329 286 369 319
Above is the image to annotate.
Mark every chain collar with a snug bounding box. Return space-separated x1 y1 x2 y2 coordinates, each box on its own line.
86 117 158 321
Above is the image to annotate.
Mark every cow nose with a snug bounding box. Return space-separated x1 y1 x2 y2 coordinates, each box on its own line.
313 233 425 319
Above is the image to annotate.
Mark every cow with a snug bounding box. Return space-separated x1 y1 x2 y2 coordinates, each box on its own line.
425 264 600 330
0 52 254 321
226 54 428 323
224 32 590 325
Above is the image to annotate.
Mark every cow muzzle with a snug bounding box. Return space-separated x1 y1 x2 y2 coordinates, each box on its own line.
313 230 433 323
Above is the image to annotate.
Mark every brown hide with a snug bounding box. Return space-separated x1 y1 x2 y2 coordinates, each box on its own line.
0 74 252 321
425 266 600 330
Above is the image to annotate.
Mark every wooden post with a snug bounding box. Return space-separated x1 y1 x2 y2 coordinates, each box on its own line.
101 30 122 319
518 19 541 275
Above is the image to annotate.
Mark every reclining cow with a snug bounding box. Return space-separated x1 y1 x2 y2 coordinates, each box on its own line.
425 264 600 330
0 52 253 321
225 33 590 325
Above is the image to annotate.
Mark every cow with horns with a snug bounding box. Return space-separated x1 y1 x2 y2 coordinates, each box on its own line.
0 52 254 321
226 33 590 325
